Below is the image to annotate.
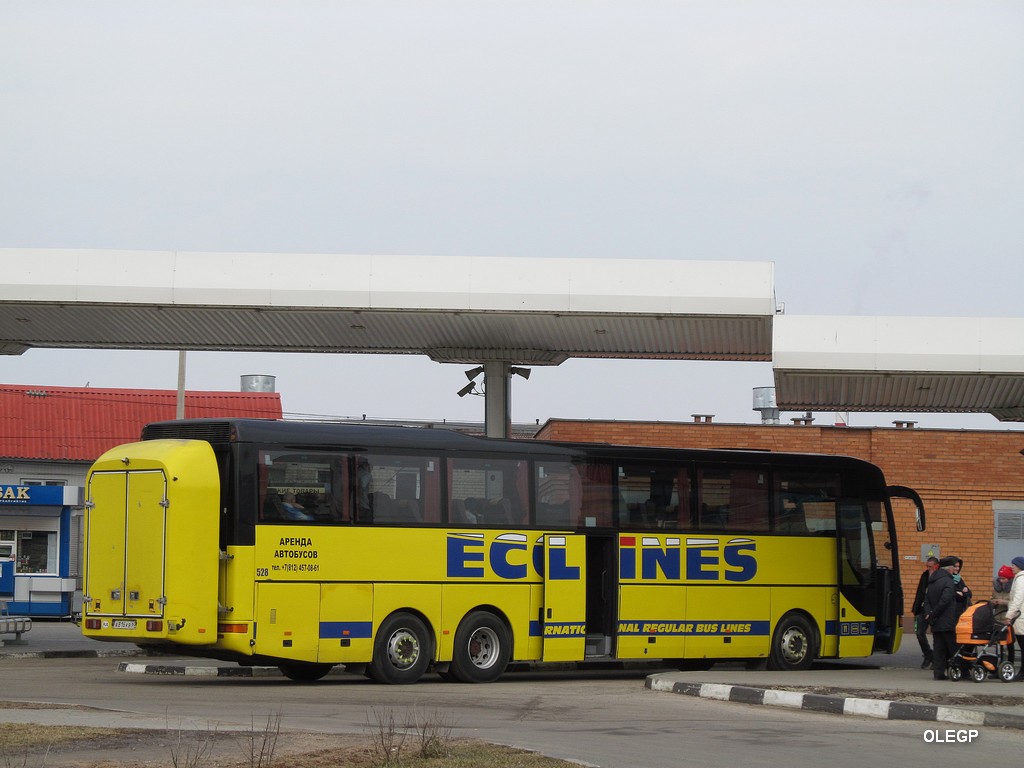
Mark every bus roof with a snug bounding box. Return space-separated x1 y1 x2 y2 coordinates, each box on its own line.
141 418 883 476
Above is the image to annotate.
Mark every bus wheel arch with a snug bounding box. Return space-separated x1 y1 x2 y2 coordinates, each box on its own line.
448 609 513 683
369 610 435 685
767 611 818 672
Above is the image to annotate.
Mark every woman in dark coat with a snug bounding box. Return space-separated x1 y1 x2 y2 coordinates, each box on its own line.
951 557 971 617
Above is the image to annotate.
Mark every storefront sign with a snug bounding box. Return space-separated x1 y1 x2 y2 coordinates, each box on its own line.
0 485 65 506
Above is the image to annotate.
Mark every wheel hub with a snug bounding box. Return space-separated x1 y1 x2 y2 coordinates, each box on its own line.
387 629 420 669
468 627 499 669
780 627 807 663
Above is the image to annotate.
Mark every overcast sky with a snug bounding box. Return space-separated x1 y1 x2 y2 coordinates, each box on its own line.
1 2 1022 429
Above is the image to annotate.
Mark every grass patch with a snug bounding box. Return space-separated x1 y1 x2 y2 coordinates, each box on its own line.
0 723 122 749
0 724 578 767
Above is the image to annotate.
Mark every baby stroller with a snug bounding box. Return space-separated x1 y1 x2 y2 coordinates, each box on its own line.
948 600 1016 683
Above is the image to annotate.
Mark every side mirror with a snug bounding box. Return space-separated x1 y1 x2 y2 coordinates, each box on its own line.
888 486 926 532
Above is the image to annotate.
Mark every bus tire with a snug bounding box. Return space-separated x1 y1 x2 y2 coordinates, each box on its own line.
673 659 714 671
278 662 333 682
767 612 816 671
369 612 433 685
449 611 511 683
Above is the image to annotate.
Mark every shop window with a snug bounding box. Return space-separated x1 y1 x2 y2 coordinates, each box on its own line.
9 531 58 574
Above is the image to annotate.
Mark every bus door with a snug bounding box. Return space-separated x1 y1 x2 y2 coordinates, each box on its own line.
541 534 587 661
585 534 617 657
836 502 876 658
85 470 167 620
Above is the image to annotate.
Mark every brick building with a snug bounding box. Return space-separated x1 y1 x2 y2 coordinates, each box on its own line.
535 418 1024 612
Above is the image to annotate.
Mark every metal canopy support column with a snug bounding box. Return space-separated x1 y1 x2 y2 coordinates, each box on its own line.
483 361 511 439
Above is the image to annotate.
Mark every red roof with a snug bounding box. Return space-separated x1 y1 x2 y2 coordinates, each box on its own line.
0 384 283 461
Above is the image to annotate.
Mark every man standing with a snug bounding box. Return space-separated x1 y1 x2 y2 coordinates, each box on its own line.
911 556 939 668
924 556 958 680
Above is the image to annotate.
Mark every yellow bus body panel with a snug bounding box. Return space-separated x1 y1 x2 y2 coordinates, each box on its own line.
255 582 320 662
83 440 220 646
319 583 374 663
616 533 841 661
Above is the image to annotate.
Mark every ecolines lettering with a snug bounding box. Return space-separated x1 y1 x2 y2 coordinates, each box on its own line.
619 537 758 582
447 534 580 580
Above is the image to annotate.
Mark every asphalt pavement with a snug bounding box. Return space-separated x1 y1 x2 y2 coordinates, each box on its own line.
2 618 1023 729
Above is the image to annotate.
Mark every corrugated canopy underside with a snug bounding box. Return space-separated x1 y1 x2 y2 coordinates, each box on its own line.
773 316 1024 421
0 250 776 364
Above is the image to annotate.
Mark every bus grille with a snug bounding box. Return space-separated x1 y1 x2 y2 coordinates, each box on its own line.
142 421 233 443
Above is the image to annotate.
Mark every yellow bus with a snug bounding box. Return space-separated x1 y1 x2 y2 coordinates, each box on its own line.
81 419 924 683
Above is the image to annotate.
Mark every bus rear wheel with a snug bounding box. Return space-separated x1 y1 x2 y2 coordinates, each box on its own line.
767 612 816 671
279 662 333 682
369 612 432 685
449 611 511 683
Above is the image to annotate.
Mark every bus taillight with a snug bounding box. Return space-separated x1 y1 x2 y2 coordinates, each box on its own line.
84 619 101 630
218 623 248 634
146 620 163 632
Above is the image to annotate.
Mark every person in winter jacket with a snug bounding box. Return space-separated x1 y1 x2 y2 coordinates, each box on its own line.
911 557 939 668
951 557 971 617
993 564 1014 597
1003 556 1024 680
924 557 958 680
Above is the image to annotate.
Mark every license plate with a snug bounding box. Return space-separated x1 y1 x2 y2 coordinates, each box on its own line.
112 619 137 630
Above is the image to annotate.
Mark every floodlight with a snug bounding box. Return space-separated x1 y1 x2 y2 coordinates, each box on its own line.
510 366 531 380
457 381 477 398
465 366 485 380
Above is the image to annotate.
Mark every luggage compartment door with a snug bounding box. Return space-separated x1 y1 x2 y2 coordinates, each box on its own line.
85 469 167 618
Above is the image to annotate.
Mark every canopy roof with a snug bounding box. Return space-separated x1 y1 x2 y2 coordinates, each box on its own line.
3 249 1024 421
0 250 774 365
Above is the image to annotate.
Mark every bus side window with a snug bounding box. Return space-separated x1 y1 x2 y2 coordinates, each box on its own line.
617 461 685 530
259 450 344 525
535 461 577 528
775 497 809 534
357 454 439 525
697 469 729 530
696 468 769 532
448 458 527 527
262 492 286 521
577 460 614 527
774 471 840 535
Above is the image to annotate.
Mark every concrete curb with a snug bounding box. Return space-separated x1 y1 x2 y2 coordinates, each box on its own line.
0 648 150 660
118 661 288 677
645 677 1024 730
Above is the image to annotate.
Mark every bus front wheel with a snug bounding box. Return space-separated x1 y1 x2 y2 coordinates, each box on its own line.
449 611 511 683
767 612 816 671
369 612 433 685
